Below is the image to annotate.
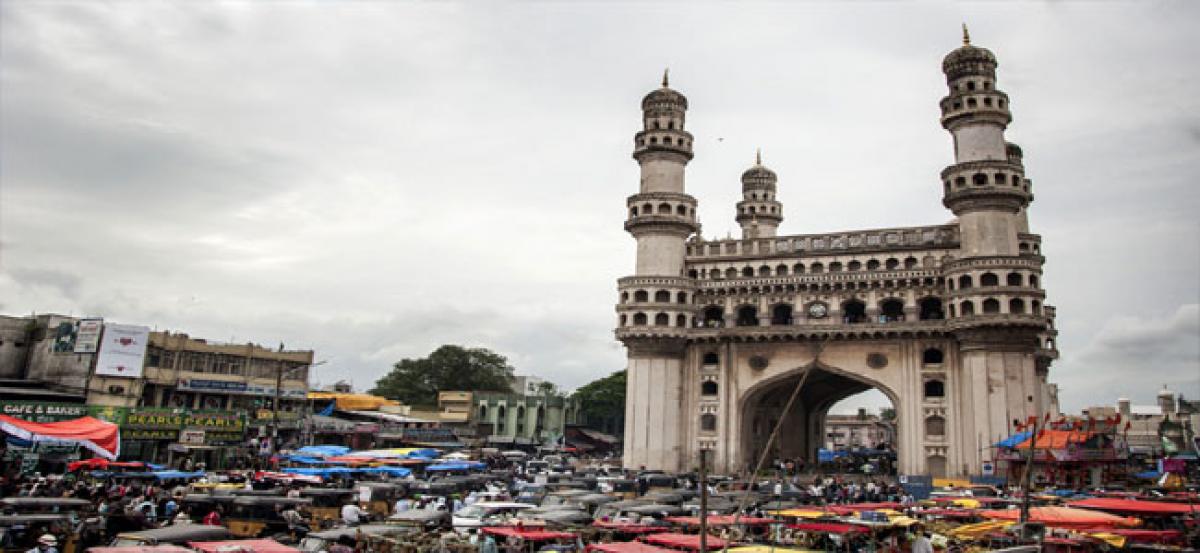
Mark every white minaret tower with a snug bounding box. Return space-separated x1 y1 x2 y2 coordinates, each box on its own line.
736 149 783 238
615 71 699 472
940 27 1049 475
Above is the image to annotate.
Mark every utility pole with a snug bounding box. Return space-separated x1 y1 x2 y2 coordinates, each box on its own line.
1019 417 1039 524
271 362 284 452
699 448 709 553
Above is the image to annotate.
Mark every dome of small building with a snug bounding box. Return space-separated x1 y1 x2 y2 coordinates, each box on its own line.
741 150 777 191
1006 142 1023 159
1158 386 1175 398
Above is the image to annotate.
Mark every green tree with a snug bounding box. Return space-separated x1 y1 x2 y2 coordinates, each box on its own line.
370 345 515 406
572 370 626 436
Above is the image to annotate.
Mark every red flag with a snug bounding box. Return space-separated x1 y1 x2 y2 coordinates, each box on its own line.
1113 413 1121 425
1044 413 1051 423
1124 421 1132 431
1027 415 1038 427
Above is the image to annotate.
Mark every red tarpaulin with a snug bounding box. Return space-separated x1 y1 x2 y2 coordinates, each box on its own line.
67 458 146 472
665 515 777 526
919 509 980 518
0 415 119 460
87 548 193 553
1069 498 1198 515
592 521 671 534
586 543 677 553
189 540 299 553
790 522 871 534
640 533 729 550
481 527 577 541
981 506 1140 529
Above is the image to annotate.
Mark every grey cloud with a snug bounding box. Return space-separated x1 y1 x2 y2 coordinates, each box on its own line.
1 2 1197 407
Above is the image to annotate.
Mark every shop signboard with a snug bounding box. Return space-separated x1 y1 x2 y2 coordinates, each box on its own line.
125 429 179 441
180 429 206 445
0 401 89 423
179 379 307 399
124 408 246 438
94 324 150 378
74 319 104 354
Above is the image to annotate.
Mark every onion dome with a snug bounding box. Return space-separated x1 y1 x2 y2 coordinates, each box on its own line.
741 149 777 191
942 24 998 80
642 69 688 112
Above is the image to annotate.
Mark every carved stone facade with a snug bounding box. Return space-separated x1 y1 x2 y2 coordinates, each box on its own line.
616 37 1061 477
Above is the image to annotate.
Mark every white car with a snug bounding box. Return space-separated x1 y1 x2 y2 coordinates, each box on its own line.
451 501 537 530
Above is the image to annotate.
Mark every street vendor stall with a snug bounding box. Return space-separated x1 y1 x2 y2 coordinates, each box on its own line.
0 415 119 459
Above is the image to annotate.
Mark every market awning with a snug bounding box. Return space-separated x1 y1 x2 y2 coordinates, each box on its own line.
189 540 299 553
789 522 871 534
591 521 671 534
480 527 576 540
1068 498 1198 515
640 532 728 550
1014 430 1094 449
0 415 119 460
980 506 1140 529
586 543 676 553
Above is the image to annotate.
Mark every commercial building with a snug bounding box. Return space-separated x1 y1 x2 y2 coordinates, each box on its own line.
824 411 895 451
0 314 315 468
474 390 581 448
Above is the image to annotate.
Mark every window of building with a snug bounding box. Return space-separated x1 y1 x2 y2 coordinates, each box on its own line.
919 297 944 320
983 298 1001 313
924 379 945 398
842 299 867 324
880 299 905 322
981 272 999 286
654 313 669 326
702 352 719 365
771 304 793 325
703 307 724 327
654 290 670 303
926 415 946 436
736 305 759 327
923 348 945 365
700 413 717 432
701 381 718 396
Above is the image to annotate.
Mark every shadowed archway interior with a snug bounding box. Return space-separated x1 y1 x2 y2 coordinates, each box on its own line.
741 365 896 469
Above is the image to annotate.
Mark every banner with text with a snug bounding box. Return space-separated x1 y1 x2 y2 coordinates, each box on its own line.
74 319 104 354
94 324 150 378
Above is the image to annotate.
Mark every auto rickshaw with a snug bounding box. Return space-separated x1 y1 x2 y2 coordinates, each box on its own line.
298 524 416 553
178 494 237 523
385 509 450 532
0 514 80 553
225 497 313 538
0 498 94 515
358 482 405 517
298 488 358 526
108 525 233 547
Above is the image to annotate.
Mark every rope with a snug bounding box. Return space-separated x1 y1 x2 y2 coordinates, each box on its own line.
720 340 827 552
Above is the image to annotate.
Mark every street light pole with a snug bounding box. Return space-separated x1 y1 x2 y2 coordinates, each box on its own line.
270 360 326 454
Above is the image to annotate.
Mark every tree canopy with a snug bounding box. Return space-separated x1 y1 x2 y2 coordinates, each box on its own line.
572 370 626 436
370 345 515 406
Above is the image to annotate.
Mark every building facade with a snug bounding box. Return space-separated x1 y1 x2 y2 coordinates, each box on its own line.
617 34 1061 477
474 390 581 447
824 412 895 451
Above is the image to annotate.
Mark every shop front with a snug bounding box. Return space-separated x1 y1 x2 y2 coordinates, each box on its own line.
0 401 128 473
122 408 248 468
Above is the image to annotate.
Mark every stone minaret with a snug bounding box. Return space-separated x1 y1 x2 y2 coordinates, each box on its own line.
940 27 1047 474
737 150 783 239
616 71 699 471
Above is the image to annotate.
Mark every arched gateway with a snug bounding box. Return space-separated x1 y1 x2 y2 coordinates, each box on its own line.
616 36 1062 477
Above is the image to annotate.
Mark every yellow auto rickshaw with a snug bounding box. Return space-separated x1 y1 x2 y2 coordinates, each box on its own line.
358 482 405 517
299 488 359 526
225 496 312 538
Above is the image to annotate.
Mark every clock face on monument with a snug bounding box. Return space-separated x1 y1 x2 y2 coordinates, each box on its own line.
808 303 828 318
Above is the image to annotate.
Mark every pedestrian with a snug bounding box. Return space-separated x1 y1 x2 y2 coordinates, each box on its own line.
340 502 367 525
202 505 222 526
26 534 58 553
910 525 933 553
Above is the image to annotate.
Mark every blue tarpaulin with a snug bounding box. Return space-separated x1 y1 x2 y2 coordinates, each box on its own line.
995 431 1033 449
280 455 336 465
425 461 485 472
358 466 412 477
817 449 850 463
283 467 356 477
1134 470 1162 480
297 445 351 457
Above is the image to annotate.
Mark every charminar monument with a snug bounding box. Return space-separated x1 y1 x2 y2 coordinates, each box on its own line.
616 30 1061 478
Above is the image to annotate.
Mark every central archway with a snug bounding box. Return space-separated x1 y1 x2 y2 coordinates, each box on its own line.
739 363 899 472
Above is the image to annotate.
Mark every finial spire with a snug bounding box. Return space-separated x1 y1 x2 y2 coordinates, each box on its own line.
962 23 971 46
662 68 669 88
756 148 762 165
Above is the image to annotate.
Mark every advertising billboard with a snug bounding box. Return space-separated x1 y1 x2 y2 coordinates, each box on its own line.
93 323 150 378
74 318 104 354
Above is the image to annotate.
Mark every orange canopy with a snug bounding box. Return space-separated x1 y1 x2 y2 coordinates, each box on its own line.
981 506 1139 529
1014 430 1093 449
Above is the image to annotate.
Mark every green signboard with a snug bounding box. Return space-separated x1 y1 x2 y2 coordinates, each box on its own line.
123 408 247 435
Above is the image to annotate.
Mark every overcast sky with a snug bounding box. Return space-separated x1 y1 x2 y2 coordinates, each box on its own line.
1 2 1197 415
